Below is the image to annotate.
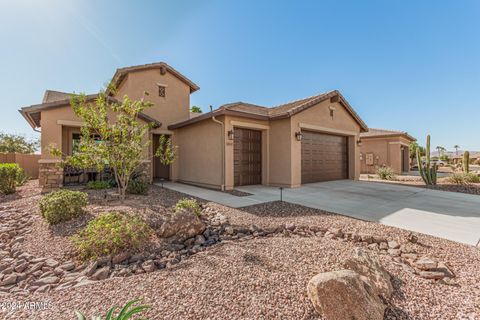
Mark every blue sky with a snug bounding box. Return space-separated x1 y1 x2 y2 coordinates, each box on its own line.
1 0 479 150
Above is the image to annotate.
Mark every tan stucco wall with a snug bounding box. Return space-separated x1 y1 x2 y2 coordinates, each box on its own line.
172 117 223 188
114 69 191 127
291 99 362 185
268 118 293 187
360 136 411 174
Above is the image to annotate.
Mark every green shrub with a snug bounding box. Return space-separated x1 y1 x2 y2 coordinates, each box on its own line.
174 198 201 216
16 168 29 186
75 299 150 320
376 166 396 181
127 179 149 195
0 163 19 194
72 212 152 260
86 180 111 190
39 190 88 224
448 172 480 185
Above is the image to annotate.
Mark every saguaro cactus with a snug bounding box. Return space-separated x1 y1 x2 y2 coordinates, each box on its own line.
463 151 470 173
416 135 437 185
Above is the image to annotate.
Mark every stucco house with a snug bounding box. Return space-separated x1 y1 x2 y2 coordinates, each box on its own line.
359 128 416 174
20 62 369 191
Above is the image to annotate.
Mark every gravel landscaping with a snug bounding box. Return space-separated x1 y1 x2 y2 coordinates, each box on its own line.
1 181 479 319
361 174 480 195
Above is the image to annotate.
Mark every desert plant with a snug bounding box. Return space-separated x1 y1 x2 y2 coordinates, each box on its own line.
416 135 437 185
463 151 470 173
86 180 111 190
174 198 201 216
127 179 149 195
72 212 152 260
375 166 396 180
39 190 88 224
75 299 150 320
15 167 29 186
0 163 19 194
448 172 480 185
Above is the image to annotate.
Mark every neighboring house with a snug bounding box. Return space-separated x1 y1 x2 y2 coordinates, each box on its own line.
20 62 369 191
359 128 416 174
452 152 480 164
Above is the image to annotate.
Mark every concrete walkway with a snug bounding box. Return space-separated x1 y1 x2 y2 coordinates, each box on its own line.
158 180 480 246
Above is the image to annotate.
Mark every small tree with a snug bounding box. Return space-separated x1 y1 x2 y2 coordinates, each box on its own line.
51 89 155 201
0 133 39 154
190 106 202 113
155 134 177 167
409 142 425 165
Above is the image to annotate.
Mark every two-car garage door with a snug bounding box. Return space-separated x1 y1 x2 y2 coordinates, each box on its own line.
301 131 348 183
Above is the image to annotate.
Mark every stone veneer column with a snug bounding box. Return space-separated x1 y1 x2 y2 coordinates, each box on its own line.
139 160 152 183
38 160 64 192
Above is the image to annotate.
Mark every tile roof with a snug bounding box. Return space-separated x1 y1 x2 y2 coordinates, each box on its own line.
42 90 70 103
19 94 161 129
110 62 200 93
169 90 368 131
360 128 416 141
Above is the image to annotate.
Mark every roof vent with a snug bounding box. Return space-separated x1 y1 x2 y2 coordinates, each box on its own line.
159 65 167 75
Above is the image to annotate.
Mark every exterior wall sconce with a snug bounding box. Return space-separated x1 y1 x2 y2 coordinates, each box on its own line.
401 146 405 151
227 130 234 140
356 139 363 146
295 131 303 141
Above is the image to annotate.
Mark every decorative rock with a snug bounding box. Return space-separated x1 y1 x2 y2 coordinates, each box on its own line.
194 235 206 245
157 209 206 240
33 276 59 286
285 223 296 231
414 256 437 270
142 260 156 273
432 262 455 278
379 242 388 250
60 262 75 271
112 252 130 265
91 267 110 280
224 226 235 235
344 248 393 299
387 241 400 249
0 274 18 286
387 249 401 257
419 271 445 280
44 259 59 268
307 269 385 320
83 261 98 277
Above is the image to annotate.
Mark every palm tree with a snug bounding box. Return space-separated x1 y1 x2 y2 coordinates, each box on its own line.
453 145 460 155
436 146 446 157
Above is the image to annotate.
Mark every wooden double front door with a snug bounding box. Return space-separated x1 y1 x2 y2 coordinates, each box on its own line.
234 128 262 186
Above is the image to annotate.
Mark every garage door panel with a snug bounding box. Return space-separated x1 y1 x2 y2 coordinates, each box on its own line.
301 131 348 183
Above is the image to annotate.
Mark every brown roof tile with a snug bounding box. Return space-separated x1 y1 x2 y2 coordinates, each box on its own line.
360 128 416 141
169 90 368 131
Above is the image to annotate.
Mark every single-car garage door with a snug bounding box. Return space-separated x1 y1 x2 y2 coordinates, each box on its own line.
234 128 262 186
301 131 348 183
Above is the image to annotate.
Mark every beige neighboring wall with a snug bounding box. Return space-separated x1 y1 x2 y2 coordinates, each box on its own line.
115 69 191 127
172 118 223 189
360 136 411 174
291 99 362 185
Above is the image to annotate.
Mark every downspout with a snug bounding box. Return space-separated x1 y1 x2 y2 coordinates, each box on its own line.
210 105 225 191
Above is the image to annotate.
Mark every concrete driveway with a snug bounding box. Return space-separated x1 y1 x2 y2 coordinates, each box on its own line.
160 180 480 246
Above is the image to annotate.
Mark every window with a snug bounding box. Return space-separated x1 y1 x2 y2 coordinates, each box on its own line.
158 85 166 97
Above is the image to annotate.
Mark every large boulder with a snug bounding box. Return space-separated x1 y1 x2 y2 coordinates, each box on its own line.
307 269 386 320
157 209 206 240
343 248 393 299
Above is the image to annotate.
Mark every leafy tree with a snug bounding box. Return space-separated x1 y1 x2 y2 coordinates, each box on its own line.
0 133 39 154
51 89 155 201
155 134 177 166
190 106 202 113
453 144 460 155
409 142 425 162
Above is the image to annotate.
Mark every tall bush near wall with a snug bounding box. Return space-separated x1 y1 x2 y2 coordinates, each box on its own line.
0 163 20 194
